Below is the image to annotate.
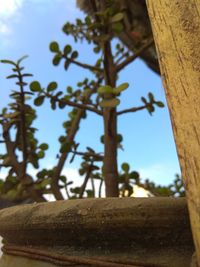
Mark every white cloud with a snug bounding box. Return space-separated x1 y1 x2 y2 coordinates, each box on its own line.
0 0 24 36
0 0 24 18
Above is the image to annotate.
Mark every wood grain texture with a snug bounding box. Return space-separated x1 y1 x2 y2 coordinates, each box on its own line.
146 0 200 265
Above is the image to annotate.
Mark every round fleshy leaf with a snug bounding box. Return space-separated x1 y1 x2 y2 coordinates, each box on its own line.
121 163 130 173
47 82 58 92
34 96 45 106
39 143 49 150
99 98 120 108
49 42 59 52
114 83 129 94
30 81 42 92
98 85 113 95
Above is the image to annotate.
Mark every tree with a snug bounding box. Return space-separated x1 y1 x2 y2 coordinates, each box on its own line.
146 0 200 265
0 1 169 202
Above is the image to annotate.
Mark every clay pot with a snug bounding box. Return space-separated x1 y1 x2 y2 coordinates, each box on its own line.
0 198 194 267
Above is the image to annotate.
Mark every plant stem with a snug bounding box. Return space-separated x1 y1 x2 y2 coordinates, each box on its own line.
17 71 28 179
102 28 119 197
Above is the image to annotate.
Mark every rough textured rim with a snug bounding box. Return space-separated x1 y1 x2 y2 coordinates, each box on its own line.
0 197 193 248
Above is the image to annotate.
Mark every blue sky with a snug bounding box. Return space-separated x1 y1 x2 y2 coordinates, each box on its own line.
0 0 181 186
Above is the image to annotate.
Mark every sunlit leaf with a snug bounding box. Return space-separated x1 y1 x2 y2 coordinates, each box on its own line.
111 13 124 23
114 83 129 94
99 98 120 108
98 85 113 94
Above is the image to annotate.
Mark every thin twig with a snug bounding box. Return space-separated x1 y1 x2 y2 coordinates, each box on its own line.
67 57 103 73
79 164 93 198
117 105 146 116
70 150 103 161
116 38 154 73
46 93 103 116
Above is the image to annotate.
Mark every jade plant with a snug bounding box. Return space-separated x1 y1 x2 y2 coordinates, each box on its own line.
0 2 184 202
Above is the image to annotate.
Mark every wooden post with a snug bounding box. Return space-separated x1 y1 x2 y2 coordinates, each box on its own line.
146 0 200 265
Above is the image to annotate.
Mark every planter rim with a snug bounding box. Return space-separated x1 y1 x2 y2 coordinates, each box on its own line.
0 197 194 267
0 197 192 247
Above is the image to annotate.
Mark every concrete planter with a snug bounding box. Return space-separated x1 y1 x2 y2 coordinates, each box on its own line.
0 198 194 267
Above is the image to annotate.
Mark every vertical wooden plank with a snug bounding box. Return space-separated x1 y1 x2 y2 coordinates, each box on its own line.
146 0 200 265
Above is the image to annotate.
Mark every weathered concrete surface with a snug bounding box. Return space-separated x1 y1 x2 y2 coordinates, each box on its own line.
0 198 195 267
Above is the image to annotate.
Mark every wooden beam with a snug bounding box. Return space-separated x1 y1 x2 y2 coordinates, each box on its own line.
146 0 200 265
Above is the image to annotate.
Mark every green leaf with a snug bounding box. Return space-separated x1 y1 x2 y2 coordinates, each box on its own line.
112 22 124 34
146 104 155 115
121 163 130 173
148 92 154 102
49 42 59 52
117 134 123 143
4 112 20 119
37 169 47 179
39 143 49 150
97 85 113 95
99 98 120 108
52 55 61 66
114 83 129 94
6 74 19 79
30 81 42 92
67 86 73 94
40 178 51 188
76 19 82 26
93 46 100 53
58 100 66 109
60 176 67 183
34 96 45 106
22 73 33 77
71 51 78 59
141 97 147 104
17 55 28 65
85 16 91 25
155 101 165 108
60 142 71 153
64 45 72 55
64 60 70 70
111 12 124 23
0 59 16 66
86 189 94 198
37 150 45 158
70 187 80 194
79 168 85 176
100 135 104 144
82 88 90 97
47 81 58 92
129 171 140 181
